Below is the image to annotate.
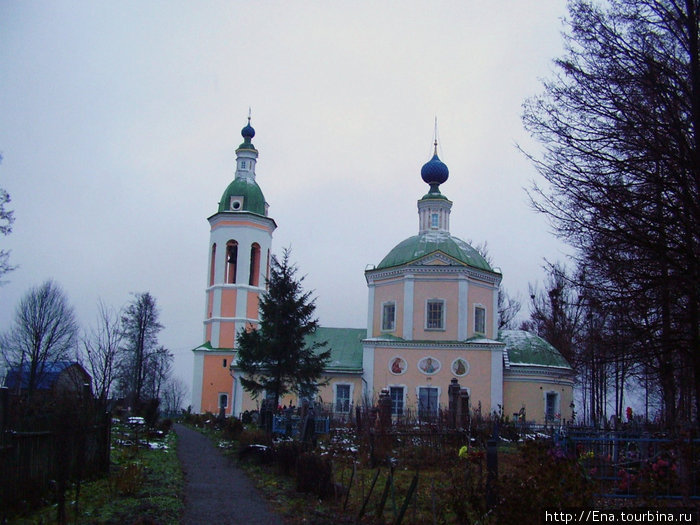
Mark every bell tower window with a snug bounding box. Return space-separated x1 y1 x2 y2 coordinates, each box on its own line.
209 243 217 286
225 240 238 284
249 243 261 286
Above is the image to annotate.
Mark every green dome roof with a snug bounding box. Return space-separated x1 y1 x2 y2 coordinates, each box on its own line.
218 177 266 215
376 232 493 271
499 330 572 368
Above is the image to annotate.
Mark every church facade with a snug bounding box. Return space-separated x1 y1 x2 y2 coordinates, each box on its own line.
192 120 574 425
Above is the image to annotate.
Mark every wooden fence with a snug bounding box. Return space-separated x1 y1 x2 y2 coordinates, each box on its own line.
0 388 111 513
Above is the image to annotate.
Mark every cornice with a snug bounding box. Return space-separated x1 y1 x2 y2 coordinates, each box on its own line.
365 263 501 286
204 316 258 324
206 283 266 293
208 211 277 230
504 364 575 380
363 338 505 351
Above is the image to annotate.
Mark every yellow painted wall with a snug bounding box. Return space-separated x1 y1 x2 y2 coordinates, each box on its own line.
316 375 364 408
372 280 404 337
372 346 493 411
503 376 574 424
413 280 459 340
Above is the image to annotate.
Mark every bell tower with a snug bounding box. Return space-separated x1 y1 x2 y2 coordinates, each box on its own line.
192 117 277 414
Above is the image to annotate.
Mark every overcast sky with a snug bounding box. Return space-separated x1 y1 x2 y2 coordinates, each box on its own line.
0 1 572 396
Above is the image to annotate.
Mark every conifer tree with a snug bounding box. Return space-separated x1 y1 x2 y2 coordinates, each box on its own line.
235 248 330 410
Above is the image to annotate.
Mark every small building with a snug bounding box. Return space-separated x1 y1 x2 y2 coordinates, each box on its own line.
4 361 92 396
192 120 574 424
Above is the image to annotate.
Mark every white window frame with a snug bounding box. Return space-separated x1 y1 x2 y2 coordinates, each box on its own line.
430 212 439 229
544 390 560 421
230 196 244 211
416 386 441 419
218 392 229 409
389 385 406 416
381 301 396 332
474 304 486 335
333 383 353 413
425 299 445 330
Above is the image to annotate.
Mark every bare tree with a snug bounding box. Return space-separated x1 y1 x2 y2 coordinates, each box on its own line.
524 264 586 368
469 240 523 331
81 300 122 408
161 376 188 415
0 280 78 397
498 288 522 331
0 154 16 282
522 0 700 426
143 345 173 401
116 292 164 408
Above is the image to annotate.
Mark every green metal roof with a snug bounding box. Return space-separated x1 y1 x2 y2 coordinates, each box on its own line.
499 330 572 368
307 327 364 372
376 232 493 271
218 177 266 215
195 328 365 373
236 142 257 152
420 191 449 201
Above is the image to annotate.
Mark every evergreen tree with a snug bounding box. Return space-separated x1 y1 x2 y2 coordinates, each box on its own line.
235 248 330 410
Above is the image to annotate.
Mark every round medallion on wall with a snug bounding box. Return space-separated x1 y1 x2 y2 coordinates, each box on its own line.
389 356 407 375
451 358 470 377
418 356 441 375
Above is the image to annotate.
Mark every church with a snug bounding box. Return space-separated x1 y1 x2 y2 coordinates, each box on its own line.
191 119 574 425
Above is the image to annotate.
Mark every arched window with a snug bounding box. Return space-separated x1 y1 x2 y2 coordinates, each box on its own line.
209 243 216 286
249 243 261 286
225 240 238 284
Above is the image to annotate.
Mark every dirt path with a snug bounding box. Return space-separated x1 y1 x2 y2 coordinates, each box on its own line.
175 423 285 525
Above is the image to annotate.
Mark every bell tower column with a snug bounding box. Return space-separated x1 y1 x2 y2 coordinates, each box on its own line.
193 117 277 415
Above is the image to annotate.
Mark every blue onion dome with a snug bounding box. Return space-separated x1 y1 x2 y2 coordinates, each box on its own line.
241 119 255 139
421 142 449 186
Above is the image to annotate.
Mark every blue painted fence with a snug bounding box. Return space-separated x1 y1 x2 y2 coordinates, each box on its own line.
563 433 699 499
271 414 330 437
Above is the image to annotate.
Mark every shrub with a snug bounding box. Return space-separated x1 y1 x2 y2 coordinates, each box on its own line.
157 418 173 433
220 417 243 441
496 440 593 522
136 399 160 428
238 428 272 449
114 462 145 496
275 440 302 476
296 452 334 499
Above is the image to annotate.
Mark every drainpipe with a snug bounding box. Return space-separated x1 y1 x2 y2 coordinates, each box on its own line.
229 363 236 418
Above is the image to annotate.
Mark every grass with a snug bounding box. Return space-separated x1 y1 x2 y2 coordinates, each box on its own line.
201 425 498 524
8 422 184 524
194 422 586 525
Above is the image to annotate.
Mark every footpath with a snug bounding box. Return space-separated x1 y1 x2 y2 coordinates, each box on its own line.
174 423 285 525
